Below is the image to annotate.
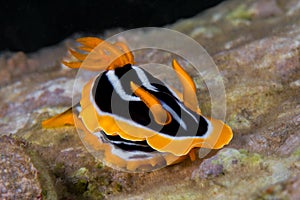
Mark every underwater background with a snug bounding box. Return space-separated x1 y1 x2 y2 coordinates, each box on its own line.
0 0 224 52
1 0 300 199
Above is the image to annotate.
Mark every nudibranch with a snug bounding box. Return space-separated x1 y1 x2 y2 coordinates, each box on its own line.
42 37 233 172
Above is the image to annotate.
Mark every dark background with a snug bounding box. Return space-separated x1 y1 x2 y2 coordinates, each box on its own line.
0 0 225 52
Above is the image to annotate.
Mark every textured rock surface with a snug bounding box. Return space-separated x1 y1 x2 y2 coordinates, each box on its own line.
0 0 299 199
0 136 42 199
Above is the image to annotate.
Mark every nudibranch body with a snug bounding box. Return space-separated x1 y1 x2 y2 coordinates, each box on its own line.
42 37 233 172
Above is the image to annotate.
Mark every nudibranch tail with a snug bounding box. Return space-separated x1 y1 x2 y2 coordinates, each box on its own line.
62 37 134 71
42 107 75 128
172 59 201 114
130 81 172 126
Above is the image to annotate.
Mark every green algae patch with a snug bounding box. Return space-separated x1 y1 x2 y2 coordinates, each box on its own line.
67 167 90 195
226 4 254 21
73 167 89 178
212 148 263 173
83 183 105 200
292 147 300 158
70 179 89 195
241 151 263 167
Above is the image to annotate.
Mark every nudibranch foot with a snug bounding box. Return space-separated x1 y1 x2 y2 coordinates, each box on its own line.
76 117 186 172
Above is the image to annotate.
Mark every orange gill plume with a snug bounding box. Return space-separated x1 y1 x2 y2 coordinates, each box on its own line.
62 37 134 71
